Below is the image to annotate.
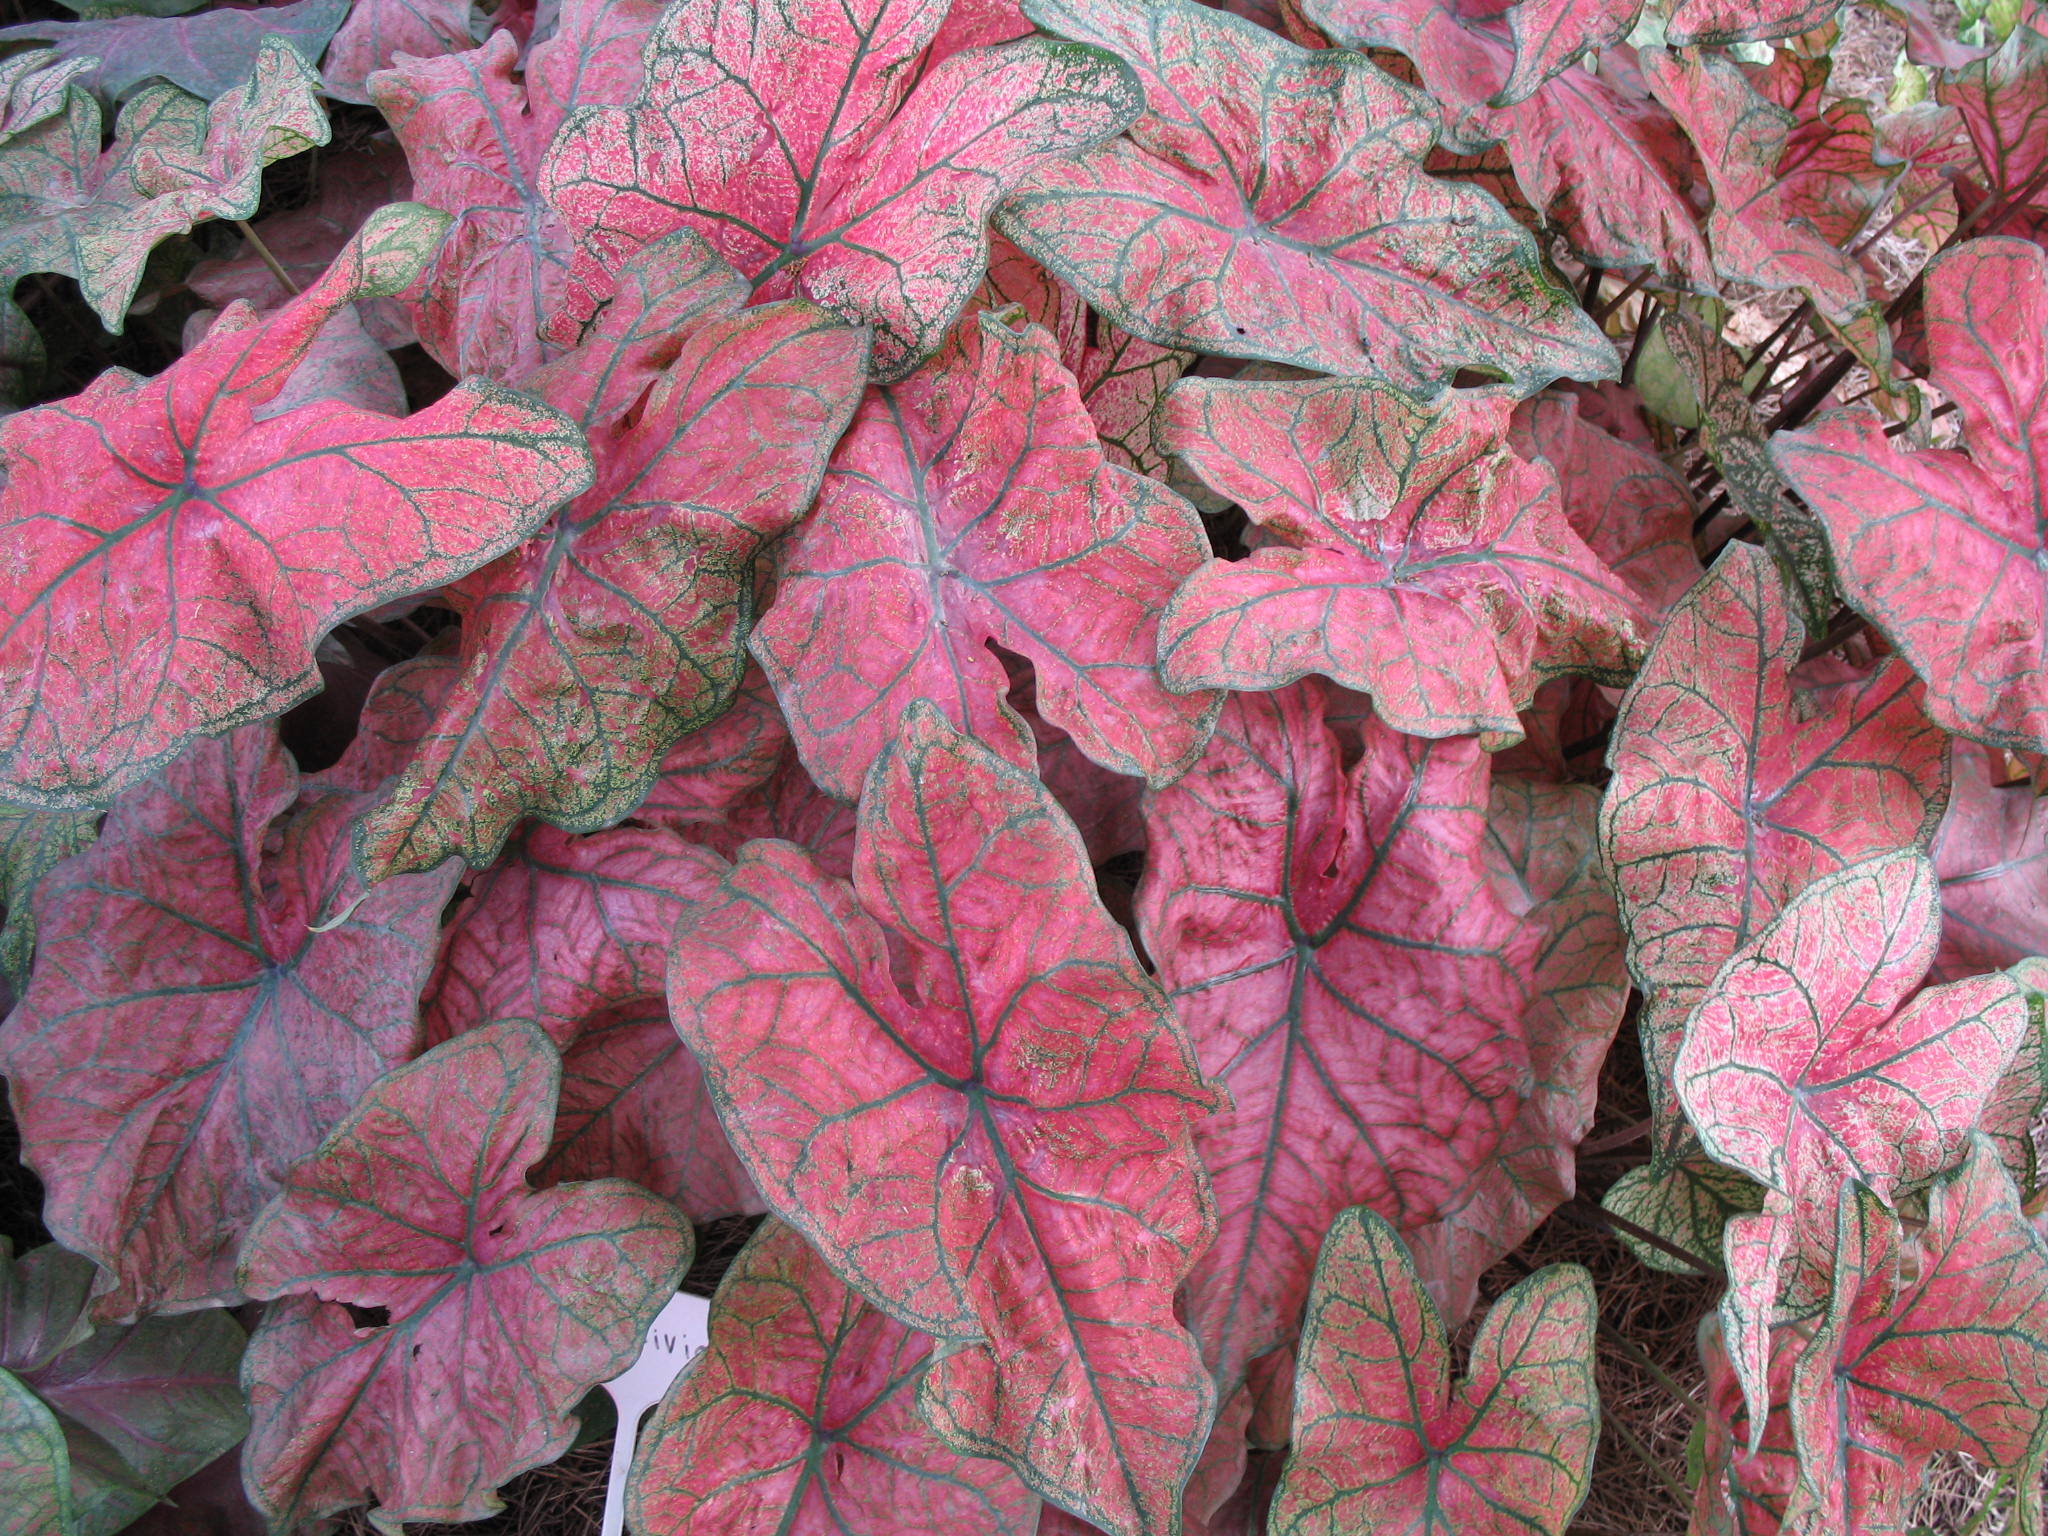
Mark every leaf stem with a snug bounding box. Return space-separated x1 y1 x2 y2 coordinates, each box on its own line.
235 220 300 299
1603 1406 1694 1512
1597 1319 1701 1417
1558 1198 1727 1281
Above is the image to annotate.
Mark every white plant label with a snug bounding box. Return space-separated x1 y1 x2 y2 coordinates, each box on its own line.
599 1291 711 1536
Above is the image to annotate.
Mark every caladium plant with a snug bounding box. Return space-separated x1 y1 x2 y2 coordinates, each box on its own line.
2 0 2048 1531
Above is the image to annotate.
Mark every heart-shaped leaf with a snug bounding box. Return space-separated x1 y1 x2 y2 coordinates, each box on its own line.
752 307 1219 802
1495 0 1640 103
0 1239 246 1536
1787 1139 2048 1532
1774 237 2048 755
1407 776 1629 1325
324 0 479 105
369 0 664 382
1940 21 2048 210
0 36 328 334
0 0 347 101
628 1219 1038 1535
0 201 594 810
1599 541 1949 1160
1676 849 2029 1222
1139 682 1533 1396
1306 0 1715 291
999 0 1615 391
1158 376 1642 745
1641 47 1884 361
237 1019 694 1530
1509 391 1705 624
1270 1208 1599 1536
0 726 459 1320
541 0 1143 382
667 702 1219 1536
354 281 865 881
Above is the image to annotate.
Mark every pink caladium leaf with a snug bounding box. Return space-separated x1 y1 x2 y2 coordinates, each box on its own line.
1158 376 1642 746
1270 1208 1599 1536
667 703 1219 1536
1663 0 1841 46
630 666 793 833
353 272 865 882
1407 776 1629 1326
0 37 328 333
0 0 347 101
752 308 1219 803
1932 745 2048 982
629 1219 1038 1535
998 0 1616 391
0 725 460 1321
1494 0 1640 104
369 0 664 382
237 1019 693 1530
0 1239 247 1536
1940 21 2048 210
184 142 415 348
1305 0 1716 292
0 201 594 811
1642 48 1886 364
1078 323 1199 483
1787 1140 2048 1532
1139 682 1533 1397
1755 52 1894 254
323 0 480 104
420 821 760 1220
1676 849 2030 1224
1774 238 2048 756
1693 1314 1800 1536
424 823 726 1049
1598 542 1949 1162
1508 391 1705 624
540 0 1143 383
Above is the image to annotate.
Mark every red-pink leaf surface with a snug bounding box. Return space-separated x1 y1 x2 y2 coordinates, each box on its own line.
1306 0 1715 291
1940 21 2048 210
540 0 1143 383
1158 376 1641 745
629 666 792 834
1787 1140 2048 1532
1641 47 1882 343
1773 238 2048 756
1754 52 1892 254
1270 1208 1599 1536
1139 682 1533 1397
425 823 725 1049
998 0 1616 391
752 308 1218 802
183 141 414 347
353 279 865 881
370 0 663 381
1597 542 1949 1160
0 725 459 1320
323 0 478 104
1933 745 2048 982
421 820 759 1219
1078 322 1199 484
238 1019 693 1530
628 1219 1038 1536
666 703 1219 1536
1694 1314 1800 1536
1675 850 2029 1221
1509 391 1705 624
1664 0 1840 45
0 201 594 810
1495 0 1639 103
1408 776 1629 1325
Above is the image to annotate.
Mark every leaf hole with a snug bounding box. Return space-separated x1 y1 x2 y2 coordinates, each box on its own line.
344 1303 391 1330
